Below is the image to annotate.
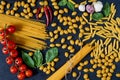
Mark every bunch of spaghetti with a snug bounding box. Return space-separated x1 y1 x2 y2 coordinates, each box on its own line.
0 14 49 51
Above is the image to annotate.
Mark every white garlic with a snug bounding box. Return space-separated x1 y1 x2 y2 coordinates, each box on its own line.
78 4 85 12
93 1 103 12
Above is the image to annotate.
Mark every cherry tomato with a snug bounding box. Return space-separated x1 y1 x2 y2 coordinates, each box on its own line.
19 64 27 72
7 40 16 49
10 49 18 58
0 29 5 37
10 65 18 74
17 72 26 80
0 29 8 37
25 69 33 77
7 25 16 33
6 56 14 65
2 46 9 54
0 38 8 45
15 57 23 66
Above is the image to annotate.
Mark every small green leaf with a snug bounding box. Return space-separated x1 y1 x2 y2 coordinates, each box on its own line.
33 50 43 68
67 2 75 11
103 2 110 17
22 51 35 68
58 0 67 6
92 13 104 21
45 47 58 63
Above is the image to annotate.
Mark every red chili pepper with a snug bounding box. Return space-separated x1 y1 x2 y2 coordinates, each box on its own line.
44 6 49 26
47 6 53 23
36 8 41 20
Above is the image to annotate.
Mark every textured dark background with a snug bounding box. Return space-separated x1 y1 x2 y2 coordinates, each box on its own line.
0 0 120 80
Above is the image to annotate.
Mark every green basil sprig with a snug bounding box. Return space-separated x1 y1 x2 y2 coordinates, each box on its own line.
22 51 35 68
46 47 58 63
58 0 67 6
22 47 58 68
58 0 75 11
92 13 104 21
103 2 110 17
67 1 75 11
33 50 43 68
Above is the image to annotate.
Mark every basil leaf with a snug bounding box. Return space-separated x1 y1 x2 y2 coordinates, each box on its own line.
92 13 104 21
67 2 75 11
103 2 110 17
58 0 67 6
33 50 43 68
22 51 35 68
45 47 58 63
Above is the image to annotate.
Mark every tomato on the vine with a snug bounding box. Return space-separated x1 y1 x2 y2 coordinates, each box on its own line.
10 65 18 74
17 72 26 80
0 38 8 45
19 64 27 72
15 57 23 66
0 29 5 37
10 49 18 58
7 25 16 33
7 40 16 49
0 29 8 37
25 69 33 77
6 56 14 65
2 46 9 54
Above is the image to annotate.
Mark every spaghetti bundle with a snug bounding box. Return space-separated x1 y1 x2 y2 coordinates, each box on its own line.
0 14 49 51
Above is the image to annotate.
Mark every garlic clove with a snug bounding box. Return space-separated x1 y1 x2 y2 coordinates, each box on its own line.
86 5 95 14
78 4 85 12
93 1 103 12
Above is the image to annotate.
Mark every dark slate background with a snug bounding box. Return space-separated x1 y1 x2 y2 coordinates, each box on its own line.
0 0 120 80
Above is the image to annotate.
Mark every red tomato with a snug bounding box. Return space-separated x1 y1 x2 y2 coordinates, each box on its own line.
7 25 16 33
2 46 9 54
7 40 16 49
0 29 5 37
0 38 8 45
10 49 18 58
6 56 14 65
17 72 26 80
25 69 33 77
19 64 27 72
0 29 8 37
15 57 23 66
10 65 18 74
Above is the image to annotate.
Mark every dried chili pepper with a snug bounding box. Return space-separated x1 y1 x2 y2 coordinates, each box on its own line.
44 6 49 26
36 8 41 20
47 6 53 23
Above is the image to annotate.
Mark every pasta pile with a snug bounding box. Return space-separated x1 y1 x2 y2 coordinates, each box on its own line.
0 14 49 51
81 3 120 43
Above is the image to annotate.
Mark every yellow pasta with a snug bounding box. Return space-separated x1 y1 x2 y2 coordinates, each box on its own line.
80 1 87 4
105 47 107 55
112 9 116 19
108 43 112 54
116 40 119 49
0 14 48 51
88 22 98 25
105 38 111 46
90 24 93 33
108 13 112 21
92 30 96 38
104 38 109 45
82 15 88 23
96 33 106 38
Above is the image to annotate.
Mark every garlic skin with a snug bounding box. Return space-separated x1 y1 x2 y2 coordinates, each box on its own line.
78 4 85 12
93 1 103 12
